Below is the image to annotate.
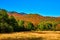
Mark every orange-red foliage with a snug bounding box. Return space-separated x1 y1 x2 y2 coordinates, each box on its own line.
8 13 45 26
8 13 60 27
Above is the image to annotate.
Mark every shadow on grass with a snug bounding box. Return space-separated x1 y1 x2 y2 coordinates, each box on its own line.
1 37 44 40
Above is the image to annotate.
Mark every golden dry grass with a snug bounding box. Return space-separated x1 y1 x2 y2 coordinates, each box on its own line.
0 31 60 40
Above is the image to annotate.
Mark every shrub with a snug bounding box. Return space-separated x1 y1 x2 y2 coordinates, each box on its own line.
17 20 25 31
0 23 13 33
5 26 14 33
55 24 60 31
9 16 19 32
37 23 47 31
25 22 34 31
37 21 57 31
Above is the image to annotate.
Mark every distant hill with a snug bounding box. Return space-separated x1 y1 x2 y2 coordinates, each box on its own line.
8 12 60 26
8 11 27 15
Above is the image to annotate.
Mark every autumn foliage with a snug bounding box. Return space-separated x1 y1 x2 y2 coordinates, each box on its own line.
0 9 60 33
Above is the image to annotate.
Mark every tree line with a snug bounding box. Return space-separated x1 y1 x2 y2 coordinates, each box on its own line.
0 9 60 33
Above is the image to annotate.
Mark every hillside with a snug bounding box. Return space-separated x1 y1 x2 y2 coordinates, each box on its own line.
8 13 60 26
8 13 45 26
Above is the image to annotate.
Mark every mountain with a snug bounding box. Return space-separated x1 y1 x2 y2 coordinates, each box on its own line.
8 11 27 15
8 12 60 26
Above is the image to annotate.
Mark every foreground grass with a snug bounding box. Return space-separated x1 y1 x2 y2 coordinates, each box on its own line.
0 31 60 40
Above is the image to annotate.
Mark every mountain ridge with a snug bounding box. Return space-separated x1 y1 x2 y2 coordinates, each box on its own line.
8 12 60 26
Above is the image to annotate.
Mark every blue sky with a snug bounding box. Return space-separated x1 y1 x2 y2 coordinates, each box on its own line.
0 0 60 17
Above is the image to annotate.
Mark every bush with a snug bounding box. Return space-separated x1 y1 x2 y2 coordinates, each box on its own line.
5 26 14 33
37 23 46 31
17 20 25 31
37 21 57 31
25 22 35 31
55 24 60 31
9 16 19 32
0 23 14 33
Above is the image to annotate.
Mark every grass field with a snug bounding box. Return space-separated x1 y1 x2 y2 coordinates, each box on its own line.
0 31 60 40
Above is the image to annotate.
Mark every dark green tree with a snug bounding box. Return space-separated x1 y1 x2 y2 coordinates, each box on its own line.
0 23 13 33
9 16 19 32
0 9 9 23
17 20 25 31
0 9 13 33
26 22 34 31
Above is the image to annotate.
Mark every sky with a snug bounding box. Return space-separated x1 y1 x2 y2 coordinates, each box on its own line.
0 0 60 17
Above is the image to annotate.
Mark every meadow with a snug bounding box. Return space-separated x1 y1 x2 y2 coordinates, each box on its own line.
0 31 60 40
